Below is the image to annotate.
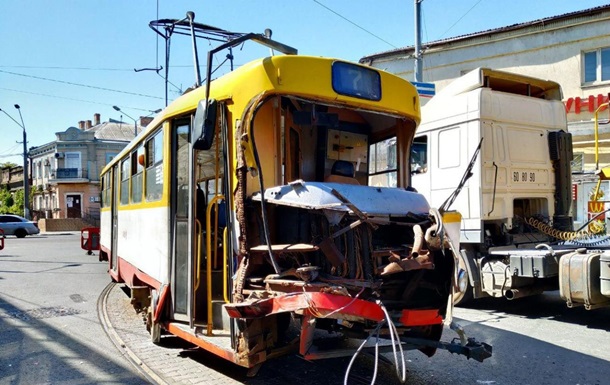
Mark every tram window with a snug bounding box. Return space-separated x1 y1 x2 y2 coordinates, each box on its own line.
368 137 397 187
131 146 144 203
146 130 164 201
120 158 130 205
100 174 105 207
101 173 109 208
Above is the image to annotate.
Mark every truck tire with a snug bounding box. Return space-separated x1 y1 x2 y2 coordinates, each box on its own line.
453 251 473 306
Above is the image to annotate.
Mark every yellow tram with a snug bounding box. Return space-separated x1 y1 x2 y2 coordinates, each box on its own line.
97 20 490 378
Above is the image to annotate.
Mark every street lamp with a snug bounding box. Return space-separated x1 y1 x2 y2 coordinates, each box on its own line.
113 105 139 137
0 104 30 219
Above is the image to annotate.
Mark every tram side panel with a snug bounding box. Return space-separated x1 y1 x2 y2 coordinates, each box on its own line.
115 207 169 289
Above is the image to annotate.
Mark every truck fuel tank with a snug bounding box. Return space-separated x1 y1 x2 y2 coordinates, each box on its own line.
559 249 610 310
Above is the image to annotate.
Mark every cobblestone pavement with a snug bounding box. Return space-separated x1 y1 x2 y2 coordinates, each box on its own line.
101 283 420 385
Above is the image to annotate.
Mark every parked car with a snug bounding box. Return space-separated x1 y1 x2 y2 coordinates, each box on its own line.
0 214 40 238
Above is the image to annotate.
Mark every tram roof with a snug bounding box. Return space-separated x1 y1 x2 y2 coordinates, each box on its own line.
104 55 421 173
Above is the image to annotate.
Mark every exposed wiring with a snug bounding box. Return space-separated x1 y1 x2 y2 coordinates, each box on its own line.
303 286 365 319
249 98 281 274
381 304 407 383
344 321 385 385
344 303 407 384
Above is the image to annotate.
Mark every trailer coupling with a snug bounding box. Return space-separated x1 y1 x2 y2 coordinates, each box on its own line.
404 337 493 362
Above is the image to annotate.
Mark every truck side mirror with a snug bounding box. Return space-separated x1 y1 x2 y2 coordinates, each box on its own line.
193 99 218 150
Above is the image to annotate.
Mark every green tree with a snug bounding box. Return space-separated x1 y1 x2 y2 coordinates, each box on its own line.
11 189 24 215
0 187 25 215
0 187 13 214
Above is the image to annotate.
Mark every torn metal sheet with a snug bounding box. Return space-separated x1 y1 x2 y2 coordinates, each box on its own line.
252 181 430 221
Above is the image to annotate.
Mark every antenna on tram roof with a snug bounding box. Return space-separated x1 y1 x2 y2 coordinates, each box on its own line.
264 29 274 56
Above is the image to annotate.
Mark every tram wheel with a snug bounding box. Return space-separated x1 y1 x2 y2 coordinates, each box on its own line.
146 289 161 344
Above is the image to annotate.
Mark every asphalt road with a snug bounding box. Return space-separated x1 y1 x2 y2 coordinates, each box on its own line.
0 232 147 385
1 233 609 385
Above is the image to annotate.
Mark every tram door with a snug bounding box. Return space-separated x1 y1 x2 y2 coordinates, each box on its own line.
110 165 119 274
191 105 227 328
170 119 192 322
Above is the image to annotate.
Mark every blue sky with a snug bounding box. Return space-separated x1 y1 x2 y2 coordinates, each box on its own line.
1 0 608 166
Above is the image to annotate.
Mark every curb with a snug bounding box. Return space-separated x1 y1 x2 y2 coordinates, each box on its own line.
97 282 168 385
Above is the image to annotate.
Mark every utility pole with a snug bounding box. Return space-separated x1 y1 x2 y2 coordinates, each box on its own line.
414 0 423 82
15 105 30 220
1 105 30 219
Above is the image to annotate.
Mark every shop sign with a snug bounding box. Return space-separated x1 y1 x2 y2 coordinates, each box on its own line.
565 94 609 114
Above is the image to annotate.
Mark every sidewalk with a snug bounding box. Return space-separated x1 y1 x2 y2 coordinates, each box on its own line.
103 283 244 385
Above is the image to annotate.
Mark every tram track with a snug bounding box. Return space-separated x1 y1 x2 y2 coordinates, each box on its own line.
97 281 168 385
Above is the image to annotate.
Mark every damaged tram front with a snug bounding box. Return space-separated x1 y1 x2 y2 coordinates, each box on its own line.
99 28 491 379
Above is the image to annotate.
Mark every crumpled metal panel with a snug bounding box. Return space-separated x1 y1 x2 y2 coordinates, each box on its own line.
252 181 430 217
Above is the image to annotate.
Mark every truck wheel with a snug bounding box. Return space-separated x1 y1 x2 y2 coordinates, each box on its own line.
453 252 473 306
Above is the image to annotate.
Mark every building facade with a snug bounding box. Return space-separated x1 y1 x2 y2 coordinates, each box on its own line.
29 113 138 221
0 165 25 192
360 5 610 228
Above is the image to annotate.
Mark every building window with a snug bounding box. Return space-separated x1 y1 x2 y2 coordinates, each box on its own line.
583 47 610 84
105 153 117 165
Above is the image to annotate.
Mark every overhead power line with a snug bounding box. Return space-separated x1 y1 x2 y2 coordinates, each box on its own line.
312 0 398 49
0 69 163 100
0 65 133 72
437 0 485 40
0 63 241 71
0 87 158 113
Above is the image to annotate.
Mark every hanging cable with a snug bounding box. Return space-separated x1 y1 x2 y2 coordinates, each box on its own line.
381 304 407 383
343 321 385 385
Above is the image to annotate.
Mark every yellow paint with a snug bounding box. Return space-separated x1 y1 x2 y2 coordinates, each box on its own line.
442 211 462 223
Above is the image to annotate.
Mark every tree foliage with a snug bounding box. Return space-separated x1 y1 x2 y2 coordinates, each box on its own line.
0 162 19 169
0 187 26 215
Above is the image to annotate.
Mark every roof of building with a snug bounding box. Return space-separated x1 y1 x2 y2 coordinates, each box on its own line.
85 121 137 141
29 121 136 156
360 5 610 63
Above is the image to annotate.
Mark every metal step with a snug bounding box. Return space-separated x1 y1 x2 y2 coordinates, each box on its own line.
212 299 231 331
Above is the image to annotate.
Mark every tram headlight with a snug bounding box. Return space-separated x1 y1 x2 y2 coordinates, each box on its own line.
457 268 468 293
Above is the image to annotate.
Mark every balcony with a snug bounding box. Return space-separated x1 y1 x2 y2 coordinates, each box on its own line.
50 168 89 182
